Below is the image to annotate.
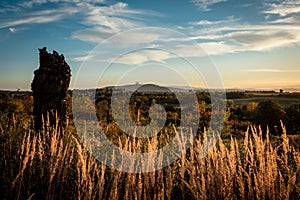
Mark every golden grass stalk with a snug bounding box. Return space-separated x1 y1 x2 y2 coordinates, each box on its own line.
2 117 299 200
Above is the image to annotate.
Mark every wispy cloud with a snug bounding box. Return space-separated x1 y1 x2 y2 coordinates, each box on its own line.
20 0 105 8
71 2 163 45
264 0 300 16
9 27 16 33
191 0 227 11
270 15 300 24
0 14 64 29
222 29 300 51
70 55 94 62
72 27 165 46
246 69 282 73
189 19 224 26
0 0 159 45
82 2 143 32
182 12 300 56
0 1 83 30
109 49 171 65
170 42 235 58
73 20 300 64
182 0 300 56
246 68 300 73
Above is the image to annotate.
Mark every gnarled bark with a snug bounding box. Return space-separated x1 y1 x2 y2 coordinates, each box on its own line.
31 47 71 131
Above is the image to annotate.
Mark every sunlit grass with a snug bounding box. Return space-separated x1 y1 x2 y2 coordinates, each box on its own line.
0 117 299 199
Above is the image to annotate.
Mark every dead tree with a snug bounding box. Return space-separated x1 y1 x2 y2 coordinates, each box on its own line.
31 47 71 131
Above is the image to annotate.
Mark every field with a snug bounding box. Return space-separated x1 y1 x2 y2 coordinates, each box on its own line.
1 89 300 199
226 91 300 108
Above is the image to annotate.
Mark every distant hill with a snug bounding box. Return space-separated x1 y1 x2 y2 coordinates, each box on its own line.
115 84 190 92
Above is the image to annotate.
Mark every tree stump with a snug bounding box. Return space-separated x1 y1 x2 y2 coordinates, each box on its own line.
31 47 71 131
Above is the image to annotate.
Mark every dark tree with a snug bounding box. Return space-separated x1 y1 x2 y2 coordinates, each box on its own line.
285 103 300 134
31 47 71 131
255 100 286 135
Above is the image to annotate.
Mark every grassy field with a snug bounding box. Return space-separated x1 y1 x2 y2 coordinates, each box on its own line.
226 91 300 108
233 96 299 108
1 115 299 200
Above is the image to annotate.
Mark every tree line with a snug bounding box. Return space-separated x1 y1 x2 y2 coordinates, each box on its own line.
1 90 300 137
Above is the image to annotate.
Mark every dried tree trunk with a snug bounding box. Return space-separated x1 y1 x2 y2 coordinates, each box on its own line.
31 47 71 131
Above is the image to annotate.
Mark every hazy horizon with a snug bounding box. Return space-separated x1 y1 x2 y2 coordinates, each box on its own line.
2 81 300 93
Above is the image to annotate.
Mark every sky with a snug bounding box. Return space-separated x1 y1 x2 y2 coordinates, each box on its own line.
0 0 300 91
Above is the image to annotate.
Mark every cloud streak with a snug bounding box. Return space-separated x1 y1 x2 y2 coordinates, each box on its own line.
191 0 227 11
68 1 163 46
271 15 300 24
183 11 300 56
19 0 105 8
0 1 83 30
0 14 64 29
246 68 300 73
108 49 172 65
264 0 300 16
70 55 94 62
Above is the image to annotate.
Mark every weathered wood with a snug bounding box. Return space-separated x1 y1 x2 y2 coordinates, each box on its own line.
31 47 71 131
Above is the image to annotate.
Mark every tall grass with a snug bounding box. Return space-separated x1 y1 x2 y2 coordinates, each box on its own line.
184 125 300 199
0 117 299 200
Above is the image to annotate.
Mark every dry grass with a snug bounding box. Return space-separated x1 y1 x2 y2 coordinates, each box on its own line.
1 118 299 200
184 124 300 199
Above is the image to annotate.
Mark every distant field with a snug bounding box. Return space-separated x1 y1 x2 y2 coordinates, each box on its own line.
232 96 299 108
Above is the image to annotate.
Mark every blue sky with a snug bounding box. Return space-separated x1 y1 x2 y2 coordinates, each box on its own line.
1 0 300 90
